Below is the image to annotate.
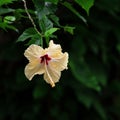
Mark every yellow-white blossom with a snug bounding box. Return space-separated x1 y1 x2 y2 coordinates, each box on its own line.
24 40 69 87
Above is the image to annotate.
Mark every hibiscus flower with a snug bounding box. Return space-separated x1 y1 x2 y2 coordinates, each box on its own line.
24 40 69 87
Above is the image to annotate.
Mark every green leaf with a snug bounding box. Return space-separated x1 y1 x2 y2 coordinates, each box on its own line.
4 16 16 24
64 26 75 35
45 0 59 4
17 28 37 42
87 58 107 86
26 34 43 46
45 28 59 38
33 0 44 11
70 59 101 91
93 101 107 120
0 21 17 31
0 0 16 6
75 0 94 15
77 92 94 108
39 16 53 33
33 0 57 20
0 8 14 15
33 0 46 20
62 2 87 23
70 36 102 91
116 43 120 53
49 15 60 26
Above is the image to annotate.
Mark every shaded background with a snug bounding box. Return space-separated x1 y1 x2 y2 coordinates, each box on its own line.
1 0 120 120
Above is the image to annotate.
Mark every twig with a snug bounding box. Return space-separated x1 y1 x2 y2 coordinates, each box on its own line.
22 0 42 37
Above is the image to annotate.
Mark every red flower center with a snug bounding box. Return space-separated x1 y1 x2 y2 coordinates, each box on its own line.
40 54 51 65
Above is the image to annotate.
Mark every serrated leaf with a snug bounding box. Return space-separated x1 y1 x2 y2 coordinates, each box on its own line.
17 28 37 42
0 8 14 15
70 37 102 91
0 0 16 6
116 44 120 53
62 2 87 23
33 0 47 20
70 59 101 91
93 101 107 120
49 15 60 26
77 92 94 108
87 59 107 86
45 28 59 38
64 26 75 35
4 16 16 24
75 0 94 15
39 16 53 33
33 0 57 20
0 21 17 31
33 0 44 12
45 0 58 4
26 34 43 46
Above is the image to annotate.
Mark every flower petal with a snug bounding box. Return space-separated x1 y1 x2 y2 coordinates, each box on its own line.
46 40 63 58
24 44 44 62
25 61 45 80
44 63 61 87
49 40 62 51
49 52 69 71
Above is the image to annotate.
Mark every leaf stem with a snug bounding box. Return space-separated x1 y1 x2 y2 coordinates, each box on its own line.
22 0 43 38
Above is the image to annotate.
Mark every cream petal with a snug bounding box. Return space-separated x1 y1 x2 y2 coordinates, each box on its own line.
24 44 44 62
44 63 61 87
49 52 69 71
25 61 45 80
49 40 62 51
46 40 63 58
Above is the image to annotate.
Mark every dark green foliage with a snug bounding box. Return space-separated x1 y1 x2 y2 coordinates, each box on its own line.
0 0 16 6
1 0 120 120
75 0 94 14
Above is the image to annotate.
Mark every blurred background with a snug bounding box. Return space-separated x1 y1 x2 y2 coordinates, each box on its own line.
0 0 120 120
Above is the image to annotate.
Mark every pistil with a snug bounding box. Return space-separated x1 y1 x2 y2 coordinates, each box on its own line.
40 54 51 65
